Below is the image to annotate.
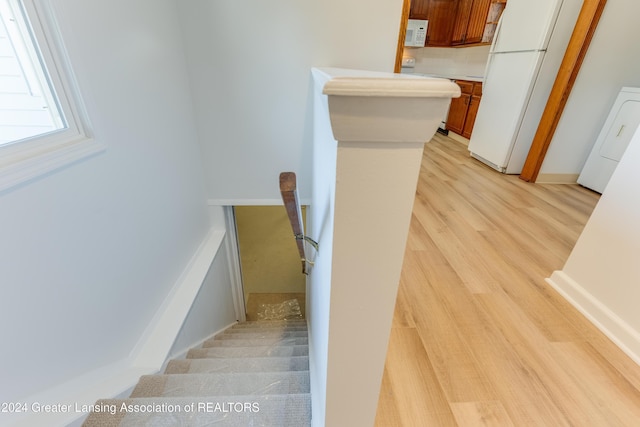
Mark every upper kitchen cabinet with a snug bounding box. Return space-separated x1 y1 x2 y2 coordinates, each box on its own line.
481 0 507 44
409 0 430 19
452 0 492 45
409 0 458 47
411 0 507 47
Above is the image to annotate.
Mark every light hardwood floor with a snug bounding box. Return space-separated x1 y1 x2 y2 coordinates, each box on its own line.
375 133 640 426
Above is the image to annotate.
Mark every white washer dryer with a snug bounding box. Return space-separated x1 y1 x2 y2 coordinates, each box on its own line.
578 87 640 193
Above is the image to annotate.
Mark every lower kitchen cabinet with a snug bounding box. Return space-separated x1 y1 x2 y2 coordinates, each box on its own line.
446 94 470 135
446 80 482 138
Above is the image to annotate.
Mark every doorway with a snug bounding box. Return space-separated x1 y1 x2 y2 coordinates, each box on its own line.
234 206 306 321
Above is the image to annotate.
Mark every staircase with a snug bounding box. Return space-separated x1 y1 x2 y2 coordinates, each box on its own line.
83 320 311 426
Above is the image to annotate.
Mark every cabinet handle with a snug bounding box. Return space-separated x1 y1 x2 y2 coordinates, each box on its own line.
617 125 625 137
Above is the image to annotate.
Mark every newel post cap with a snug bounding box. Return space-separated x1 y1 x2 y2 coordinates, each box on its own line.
315 68 460 143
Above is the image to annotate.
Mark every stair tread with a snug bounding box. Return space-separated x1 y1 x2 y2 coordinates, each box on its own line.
82 394 311 427
165 356 309 374
203 337 308 347
131 372 310 398
188 345 309 359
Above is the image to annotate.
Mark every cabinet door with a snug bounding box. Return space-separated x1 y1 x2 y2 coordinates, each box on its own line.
452 0 473 45
462 95 481 138
466 0 492 44
409 0 430 20
425 0 458 47
456 80 474 95
446 94 471 135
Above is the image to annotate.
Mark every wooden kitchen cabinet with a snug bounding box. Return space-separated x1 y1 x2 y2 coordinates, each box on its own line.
409 0 458 47
408 0 430 20
411 0 506 47
446 80 482 138
466 0 493 44
451 0 473 45
462 82 482 138
446 81 473 135
452 0 492 45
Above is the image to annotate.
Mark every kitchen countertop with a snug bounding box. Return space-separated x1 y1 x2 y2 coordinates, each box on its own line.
401 71 484 83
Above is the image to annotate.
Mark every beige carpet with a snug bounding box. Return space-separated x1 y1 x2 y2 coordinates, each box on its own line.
83 320 311 426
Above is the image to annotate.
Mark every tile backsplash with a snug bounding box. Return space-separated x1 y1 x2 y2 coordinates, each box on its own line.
403 45 491 78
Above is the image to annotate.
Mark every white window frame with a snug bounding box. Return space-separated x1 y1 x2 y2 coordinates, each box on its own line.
0 0 102 192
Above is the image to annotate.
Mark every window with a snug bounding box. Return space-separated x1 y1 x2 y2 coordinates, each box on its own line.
0 0 102 192
0 0 65 144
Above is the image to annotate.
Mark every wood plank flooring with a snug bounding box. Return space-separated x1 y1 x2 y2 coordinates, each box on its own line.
375 133 640 426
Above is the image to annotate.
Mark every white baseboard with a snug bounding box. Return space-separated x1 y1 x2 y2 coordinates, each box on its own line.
209 198 282 206
207 198 312 206
6 228 227 427
131 228 226 368
165 321 237 364
547 271 640 366
5 361 153 427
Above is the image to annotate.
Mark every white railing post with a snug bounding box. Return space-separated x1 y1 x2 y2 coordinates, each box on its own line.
307 68 460 426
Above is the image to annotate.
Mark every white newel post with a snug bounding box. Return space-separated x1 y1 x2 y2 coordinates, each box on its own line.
307 68 459 426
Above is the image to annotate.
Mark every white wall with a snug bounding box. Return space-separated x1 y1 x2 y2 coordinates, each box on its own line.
169 235 237 359
0 0 212 404
541 0 640 175
177 0 404 204
307 69 338 427
548 123 640 365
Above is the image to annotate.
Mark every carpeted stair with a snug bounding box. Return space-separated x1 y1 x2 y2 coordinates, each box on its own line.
83 320 311 426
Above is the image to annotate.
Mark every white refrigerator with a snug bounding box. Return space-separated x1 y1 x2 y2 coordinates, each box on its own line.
468 0 582 174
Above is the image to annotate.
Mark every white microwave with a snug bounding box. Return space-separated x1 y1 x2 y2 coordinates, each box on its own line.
405 19 428 47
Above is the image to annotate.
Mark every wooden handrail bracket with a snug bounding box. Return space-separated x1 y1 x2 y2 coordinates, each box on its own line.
279 172 317 275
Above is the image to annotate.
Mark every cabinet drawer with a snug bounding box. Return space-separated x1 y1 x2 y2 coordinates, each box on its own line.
456 80 474 94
